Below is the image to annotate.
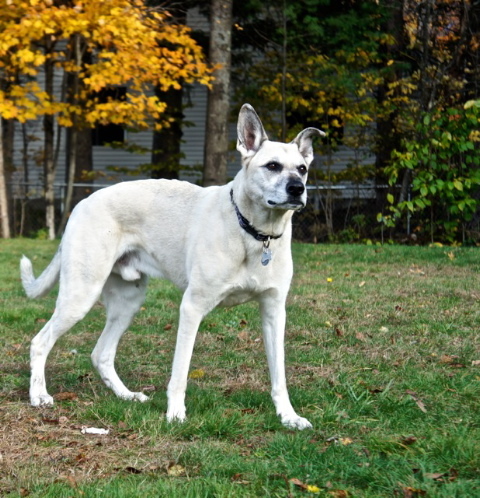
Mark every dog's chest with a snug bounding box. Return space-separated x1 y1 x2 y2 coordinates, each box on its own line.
218 264 283 307
219 276 263 306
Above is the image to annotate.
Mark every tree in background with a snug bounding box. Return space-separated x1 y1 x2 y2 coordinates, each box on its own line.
0 0 211 238
202 0 233 187
379 0 480 242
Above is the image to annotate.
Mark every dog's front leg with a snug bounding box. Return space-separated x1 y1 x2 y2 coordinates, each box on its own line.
260 293 312 430
166 290 205 423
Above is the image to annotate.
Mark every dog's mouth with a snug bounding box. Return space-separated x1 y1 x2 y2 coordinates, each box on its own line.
268 199 305 209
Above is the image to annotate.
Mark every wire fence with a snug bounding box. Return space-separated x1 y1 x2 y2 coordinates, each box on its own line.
8 181 400 242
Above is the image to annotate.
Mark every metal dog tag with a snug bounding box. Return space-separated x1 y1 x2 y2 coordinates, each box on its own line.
261 239 272 266
261 247 272 266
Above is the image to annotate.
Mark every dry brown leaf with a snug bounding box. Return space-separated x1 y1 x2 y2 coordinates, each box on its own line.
405 390 427 413
425 468 458 482
237 330 250 341
328 490 349 497
400 435 417 446
54 391 78 401
400 486 427 497
290 478 309 491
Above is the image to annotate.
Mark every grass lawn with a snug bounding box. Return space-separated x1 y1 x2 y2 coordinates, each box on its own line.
1 239 479 497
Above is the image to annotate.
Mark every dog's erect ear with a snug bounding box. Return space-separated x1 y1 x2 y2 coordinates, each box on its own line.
237 104 269 158
291 128 325 165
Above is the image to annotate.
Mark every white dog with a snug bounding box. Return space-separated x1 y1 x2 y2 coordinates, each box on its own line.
21 104 323 430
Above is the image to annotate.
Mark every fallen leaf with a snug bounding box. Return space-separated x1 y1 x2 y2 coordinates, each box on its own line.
328 490 349 497
400 485 427 497
188 369 205 379
358 281 365 287
400 435 417 446
406 390 427 413
42 417 60 425
166 462 186 477
335 328 344 337
290 478 309 491
54 392 78 401
240 408 255 414
355 332 366 341
237 330 249 341
340 437 354 446
425 467 458 482
164 323 172 331
439 354 459 364
472 360 480 367
75 453 88 464
231 473 251 485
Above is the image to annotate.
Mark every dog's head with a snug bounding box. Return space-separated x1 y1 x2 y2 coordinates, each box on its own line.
236 104 325 211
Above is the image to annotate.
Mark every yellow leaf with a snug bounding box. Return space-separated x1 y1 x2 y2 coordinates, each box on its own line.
188 369 205 379
166 463 186 477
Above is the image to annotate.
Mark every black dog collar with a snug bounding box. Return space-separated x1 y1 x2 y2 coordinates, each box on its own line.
230 189 282 266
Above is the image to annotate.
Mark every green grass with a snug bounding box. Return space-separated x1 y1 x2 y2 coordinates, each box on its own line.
1 239 479 497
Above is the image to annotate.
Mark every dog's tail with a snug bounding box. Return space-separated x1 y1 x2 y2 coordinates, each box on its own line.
20 248 61 299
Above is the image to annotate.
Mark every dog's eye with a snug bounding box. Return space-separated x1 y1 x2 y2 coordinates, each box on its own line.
265 162 282 172
297 165 308 175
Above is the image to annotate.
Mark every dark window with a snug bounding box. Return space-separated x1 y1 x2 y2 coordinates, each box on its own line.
91 87 126 146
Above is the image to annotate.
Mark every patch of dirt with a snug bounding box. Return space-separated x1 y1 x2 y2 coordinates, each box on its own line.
0 402 186 495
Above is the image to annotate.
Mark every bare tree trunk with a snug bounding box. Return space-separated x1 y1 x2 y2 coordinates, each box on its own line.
44 38 56 240
58 34 81 235
202 0 233 187
280 0 287 142
0 117 10 238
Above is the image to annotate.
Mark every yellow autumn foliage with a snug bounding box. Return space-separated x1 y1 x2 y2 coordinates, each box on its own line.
0 0 212 128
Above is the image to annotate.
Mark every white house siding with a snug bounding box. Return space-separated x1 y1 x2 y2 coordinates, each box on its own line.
10 68 68 199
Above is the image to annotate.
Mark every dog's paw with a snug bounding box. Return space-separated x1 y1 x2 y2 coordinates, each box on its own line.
166 407 186 424
118 391 150 403
30 394 54 407
281 415 313 430
131 392 149 403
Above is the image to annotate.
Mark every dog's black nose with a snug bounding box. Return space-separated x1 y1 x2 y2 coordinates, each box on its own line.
286 179 305 197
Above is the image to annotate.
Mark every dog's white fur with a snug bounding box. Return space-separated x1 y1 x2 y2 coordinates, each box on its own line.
20 104 323 430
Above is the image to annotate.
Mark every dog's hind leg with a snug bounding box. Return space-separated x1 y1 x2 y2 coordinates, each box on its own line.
91 273 149 402
30 287 104 407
